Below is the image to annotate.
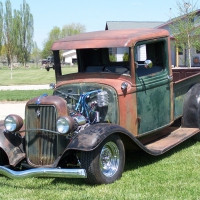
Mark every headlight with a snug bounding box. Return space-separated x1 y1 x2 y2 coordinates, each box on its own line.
56 116 75 134
4 115 23 132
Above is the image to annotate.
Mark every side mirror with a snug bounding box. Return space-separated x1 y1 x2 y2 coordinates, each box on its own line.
144 60 153 68
49 83 56 89
135 60 153 68
45 64 54 71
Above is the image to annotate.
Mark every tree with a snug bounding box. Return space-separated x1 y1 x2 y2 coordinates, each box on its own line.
42 26 61 59
0 2 3 53
31 42 41 65
0 45 8 63
15 0 34 67
61 23 86 38
42 23 86 59
3 0 16 79
123 52 129 61
170 0 200 68
109 54 116 62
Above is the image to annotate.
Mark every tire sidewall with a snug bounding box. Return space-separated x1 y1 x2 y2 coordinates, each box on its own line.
92 134 125 184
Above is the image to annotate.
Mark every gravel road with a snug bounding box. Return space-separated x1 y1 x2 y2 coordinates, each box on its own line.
0 85 49 120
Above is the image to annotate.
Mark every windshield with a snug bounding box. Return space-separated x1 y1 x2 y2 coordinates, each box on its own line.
76 47 130 75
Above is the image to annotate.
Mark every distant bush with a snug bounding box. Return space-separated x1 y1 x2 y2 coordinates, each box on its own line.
109 54 116 62
123 52 129 61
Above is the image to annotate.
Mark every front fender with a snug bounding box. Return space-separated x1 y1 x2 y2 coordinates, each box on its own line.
0 120 25 166
66 123 147 153
65 123 166 156
67 123 126 151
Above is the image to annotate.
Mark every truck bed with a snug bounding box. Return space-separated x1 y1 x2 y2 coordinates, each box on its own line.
172 67 200 82
173 67 200 119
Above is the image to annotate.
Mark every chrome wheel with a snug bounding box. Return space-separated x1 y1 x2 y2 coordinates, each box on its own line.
100 141 120 177
80 134 125 184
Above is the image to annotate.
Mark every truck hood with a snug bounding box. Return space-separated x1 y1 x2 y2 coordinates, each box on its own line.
56 73 136 96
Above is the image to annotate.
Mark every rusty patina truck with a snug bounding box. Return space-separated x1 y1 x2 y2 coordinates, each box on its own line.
1 29 200 184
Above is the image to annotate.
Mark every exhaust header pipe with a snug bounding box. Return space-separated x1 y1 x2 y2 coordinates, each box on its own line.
0 166 87 179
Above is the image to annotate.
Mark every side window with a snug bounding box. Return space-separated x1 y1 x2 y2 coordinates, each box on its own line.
135 41 166 77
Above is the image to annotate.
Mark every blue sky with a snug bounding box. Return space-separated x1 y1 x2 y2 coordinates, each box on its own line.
3 0 199 49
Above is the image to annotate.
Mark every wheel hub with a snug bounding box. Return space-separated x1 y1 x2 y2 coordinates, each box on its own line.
100 141 119 177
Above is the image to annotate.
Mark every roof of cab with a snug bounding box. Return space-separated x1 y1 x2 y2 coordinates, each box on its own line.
51 29 169 51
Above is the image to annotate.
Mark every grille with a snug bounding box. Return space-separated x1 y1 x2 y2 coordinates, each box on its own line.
25 105 58 166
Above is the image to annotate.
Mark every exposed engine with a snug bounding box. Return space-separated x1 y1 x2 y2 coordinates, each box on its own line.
54 87 110 137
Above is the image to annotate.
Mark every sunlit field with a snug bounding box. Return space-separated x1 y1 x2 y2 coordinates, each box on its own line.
0 65 78 86
0 139 200 199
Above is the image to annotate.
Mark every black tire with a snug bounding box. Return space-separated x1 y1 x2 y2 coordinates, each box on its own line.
182 83 200 140
80 134 125 185
0 148 9 165
193 133 200 140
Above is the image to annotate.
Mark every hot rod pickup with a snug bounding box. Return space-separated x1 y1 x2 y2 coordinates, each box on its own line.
1 29 200 184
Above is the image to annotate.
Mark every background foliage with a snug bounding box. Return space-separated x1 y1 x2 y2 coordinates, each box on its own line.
41 23 86 59
170 0 200 67
2 0 33 68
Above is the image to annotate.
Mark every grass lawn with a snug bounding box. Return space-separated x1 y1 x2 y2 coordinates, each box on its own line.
0 139 199 199
0 66 78 85
0 66 78 100
0 89 53 101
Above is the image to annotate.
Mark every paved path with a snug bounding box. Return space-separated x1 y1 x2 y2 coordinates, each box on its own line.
0 84 49 90
0 85 49 120
0 101 26 120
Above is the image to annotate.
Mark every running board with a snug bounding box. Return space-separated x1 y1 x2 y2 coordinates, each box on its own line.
144 128 199 155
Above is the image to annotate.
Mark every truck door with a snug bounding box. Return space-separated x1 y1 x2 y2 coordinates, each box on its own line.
135 38 173 135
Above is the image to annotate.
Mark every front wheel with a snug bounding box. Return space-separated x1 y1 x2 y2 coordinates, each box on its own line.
80 134 125 184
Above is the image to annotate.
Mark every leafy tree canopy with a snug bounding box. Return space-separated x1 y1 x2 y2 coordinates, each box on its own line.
170 0 200 67
42 23 86 59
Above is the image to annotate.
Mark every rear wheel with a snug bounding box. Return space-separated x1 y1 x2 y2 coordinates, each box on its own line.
80 134 125 184
182 83 200 140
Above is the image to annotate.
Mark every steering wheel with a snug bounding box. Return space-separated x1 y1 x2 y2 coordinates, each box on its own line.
102 66 111 72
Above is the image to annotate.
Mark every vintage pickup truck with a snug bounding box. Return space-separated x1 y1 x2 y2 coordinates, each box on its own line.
1 29 200 185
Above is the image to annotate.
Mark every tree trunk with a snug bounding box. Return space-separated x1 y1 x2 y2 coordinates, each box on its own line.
187 33 191 68
10 60 13 80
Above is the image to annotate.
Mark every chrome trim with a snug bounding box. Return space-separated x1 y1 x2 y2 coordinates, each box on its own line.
20 128 59 134
0 166 87 179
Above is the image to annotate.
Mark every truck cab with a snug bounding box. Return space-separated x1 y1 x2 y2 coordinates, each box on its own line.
52 29 173 134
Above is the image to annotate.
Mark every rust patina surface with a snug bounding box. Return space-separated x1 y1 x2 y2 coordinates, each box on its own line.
52 29 169 50
0 121 25 166
26 95 68 117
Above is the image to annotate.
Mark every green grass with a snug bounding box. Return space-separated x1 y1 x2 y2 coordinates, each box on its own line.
0 66 78 86
0 66 78 101
0 139 200 199
0 90 53 101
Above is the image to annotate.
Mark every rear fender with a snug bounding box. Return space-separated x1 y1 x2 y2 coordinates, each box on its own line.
0 121 25 166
